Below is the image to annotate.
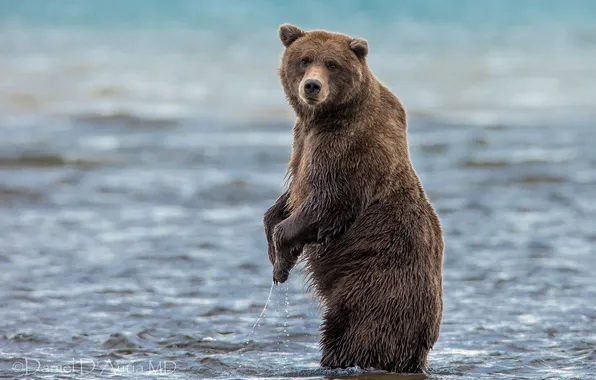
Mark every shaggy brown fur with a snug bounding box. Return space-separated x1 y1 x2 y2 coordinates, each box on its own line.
263 24 444 374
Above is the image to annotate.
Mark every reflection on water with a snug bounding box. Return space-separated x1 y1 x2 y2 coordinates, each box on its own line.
330 373 428 380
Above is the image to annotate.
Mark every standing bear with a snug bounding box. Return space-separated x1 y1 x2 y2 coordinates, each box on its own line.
263 24 444 374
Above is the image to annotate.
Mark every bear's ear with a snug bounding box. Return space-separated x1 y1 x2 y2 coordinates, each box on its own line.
350 38 368 59
279 24 305 47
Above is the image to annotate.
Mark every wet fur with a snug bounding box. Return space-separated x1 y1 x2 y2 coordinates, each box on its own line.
263 24 444 374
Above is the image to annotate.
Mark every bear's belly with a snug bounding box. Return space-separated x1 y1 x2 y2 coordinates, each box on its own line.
303 198 442 301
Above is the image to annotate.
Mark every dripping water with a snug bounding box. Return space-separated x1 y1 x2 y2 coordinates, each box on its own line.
237 281 276 370
283 284 290 349
246 281 276 344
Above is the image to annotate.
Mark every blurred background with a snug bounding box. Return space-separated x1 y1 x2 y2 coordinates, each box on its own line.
1 1 595 379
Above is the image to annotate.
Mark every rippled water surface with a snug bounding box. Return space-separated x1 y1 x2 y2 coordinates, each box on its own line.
2 1 596 379
1 114 595 379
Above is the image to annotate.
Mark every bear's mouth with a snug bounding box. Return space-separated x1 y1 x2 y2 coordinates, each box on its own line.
299 91 328 106
301 95 321 105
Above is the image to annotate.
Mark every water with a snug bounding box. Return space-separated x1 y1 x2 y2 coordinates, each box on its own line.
1 1 595 379
249 282 276 342
1 0 596 126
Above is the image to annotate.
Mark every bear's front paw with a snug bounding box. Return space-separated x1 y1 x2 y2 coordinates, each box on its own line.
273 265 289 284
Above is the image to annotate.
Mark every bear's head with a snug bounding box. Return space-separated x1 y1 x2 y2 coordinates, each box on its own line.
278 24 370 114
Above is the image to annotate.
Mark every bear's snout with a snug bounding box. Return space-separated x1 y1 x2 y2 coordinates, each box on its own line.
298 65 329 105
303 79 321 96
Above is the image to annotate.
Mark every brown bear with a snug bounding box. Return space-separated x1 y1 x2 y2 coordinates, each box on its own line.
263 24 444 374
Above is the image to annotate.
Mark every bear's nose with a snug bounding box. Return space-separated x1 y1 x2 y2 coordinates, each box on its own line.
303 79 321 96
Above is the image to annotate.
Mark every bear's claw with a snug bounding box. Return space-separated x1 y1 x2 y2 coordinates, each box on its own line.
273 267 289 284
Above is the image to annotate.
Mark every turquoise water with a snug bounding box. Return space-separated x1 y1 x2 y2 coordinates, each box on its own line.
2 0 596 27
1 0 595 125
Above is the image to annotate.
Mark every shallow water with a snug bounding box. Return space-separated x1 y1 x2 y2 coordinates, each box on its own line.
1 114 595 379
2 1 596 379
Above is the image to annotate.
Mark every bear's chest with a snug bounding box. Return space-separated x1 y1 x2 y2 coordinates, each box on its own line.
288 130 320 211
288 129 349 211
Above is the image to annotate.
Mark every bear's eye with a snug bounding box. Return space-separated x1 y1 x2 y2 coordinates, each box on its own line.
326 62 339 70
299 58 311 68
